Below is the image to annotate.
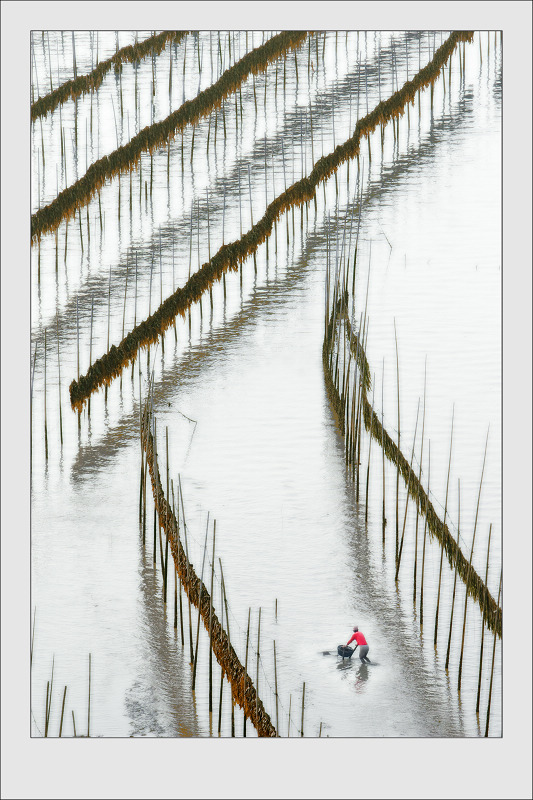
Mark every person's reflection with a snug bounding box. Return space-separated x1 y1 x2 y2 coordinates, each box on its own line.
354 663 369 693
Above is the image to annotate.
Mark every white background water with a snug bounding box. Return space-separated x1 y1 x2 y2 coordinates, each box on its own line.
2 4 532 800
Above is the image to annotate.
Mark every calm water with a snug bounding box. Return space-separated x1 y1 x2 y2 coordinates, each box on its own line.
31 31 501 737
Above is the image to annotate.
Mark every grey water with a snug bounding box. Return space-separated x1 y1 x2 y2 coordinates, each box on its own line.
31 31 501 737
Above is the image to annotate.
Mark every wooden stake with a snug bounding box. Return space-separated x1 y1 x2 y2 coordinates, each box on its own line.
395 399 421 580
420 442 430 628
59 686 67 737
300 682 305 737
192 513 210 691
243 607 251 737
209 520 216 713
394 320 401 561
445 480 462 671
434 407 455 647
484 570 501 737
256 607 261 730
476 524 493 712
273 640 279 736
458 428 489 691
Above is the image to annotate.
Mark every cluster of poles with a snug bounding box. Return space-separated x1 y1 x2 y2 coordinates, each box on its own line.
323 215 501 735
138 378 316 737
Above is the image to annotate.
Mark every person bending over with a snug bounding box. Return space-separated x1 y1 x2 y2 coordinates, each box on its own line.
346 627 371 663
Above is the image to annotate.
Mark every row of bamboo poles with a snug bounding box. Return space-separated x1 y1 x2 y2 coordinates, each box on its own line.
31 31 189 121
140 389 280 736
31 30 309 241
323 242 500 732
67 30 473 411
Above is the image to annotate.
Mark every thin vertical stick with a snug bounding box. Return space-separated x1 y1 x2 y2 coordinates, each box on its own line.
445 480 462 670
44 681 50 737
434 406 455 647
420 442 430 628
395 399 421 580
394 320 401 561
256 607 261 728
87 653 91 737
273 640 279 736
476 523 493 712
209 520 216 713
44 329 48 459
218 571 224 735
192 513 210 691
59 686 67 737
458 428 490 691
300 682 305 737
243 607 251 737
179 478 194 662
381 359 386 541
56 318 63 445
365 378 375 521
288 694 292 737
71 710 77 737
484 570 502 737
413 360 427 601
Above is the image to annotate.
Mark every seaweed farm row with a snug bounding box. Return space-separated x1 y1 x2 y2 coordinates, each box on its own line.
31 29 501 737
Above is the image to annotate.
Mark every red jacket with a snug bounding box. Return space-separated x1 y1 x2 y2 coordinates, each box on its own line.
347 631 367 647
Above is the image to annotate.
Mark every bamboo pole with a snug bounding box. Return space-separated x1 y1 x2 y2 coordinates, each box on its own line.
300 682 305 737
365 378 375 521
382 359 386 540
87 653 91 737
395 399 420 580
256 607 261 729
458 428 489 691
179 477 194 662
420 442 430 628
445 480 462 671
209 520 216 713
44 329 48 459
192 513 210 691
434 407 455 647
59 686 67 737
243 607 251 737
71 710 77 737
288 694 292 737
273 640 279 736
413 360 427 602
476 523 493 712
56 318 63 445
484 570 502 737
218 571 224 735
394 320 401 561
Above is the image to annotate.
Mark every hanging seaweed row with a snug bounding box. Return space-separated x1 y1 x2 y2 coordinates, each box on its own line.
68 30 473 410
31 30 309 241
323 287 501 639
141 401 277 737
31 30 189 122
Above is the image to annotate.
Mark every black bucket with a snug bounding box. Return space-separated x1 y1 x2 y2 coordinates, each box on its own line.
337 645 354 659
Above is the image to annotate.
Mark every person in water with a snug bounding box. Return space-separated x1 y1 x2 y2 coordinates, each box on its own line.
346 627 371 663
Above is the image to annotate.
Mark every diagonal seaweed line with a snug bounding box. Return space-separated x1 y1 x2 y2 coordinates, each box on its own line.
31 31 189 122
141 404 277 736
68 30 473 411
323 305 501 639
31 31 309 241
